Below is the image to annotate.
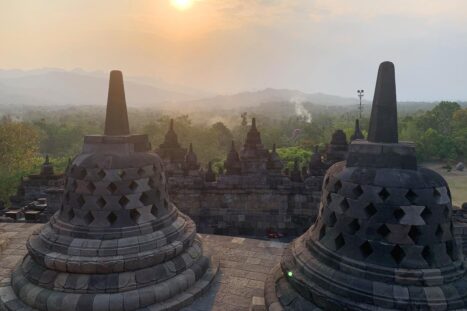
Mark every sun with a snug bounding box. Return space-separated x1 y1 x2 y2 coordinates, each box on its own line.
171 0 193 10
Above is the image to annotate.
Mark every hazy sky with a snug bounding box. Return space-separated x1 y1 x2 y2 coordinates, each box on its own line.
1 0 467 100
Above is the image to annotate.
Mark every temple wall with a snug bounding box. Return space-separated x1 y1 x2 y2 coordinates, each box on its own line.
170 184 322 236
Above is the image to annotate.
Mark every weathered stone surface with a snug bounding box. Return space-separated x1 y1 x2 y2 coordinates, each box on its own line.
0 71 218 311
265 61 467 310
368 61 398 143
104 70 129 136
0 224 285 311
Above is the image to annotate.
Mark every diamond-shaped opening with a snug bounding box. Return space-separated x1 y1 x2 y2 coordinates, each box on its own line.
360 241 373 258
140 192 150 205
77 195 85 208
119 196 129 208
422 246 432 266
405 189 418 204
130 209 140 224
129 181 138 191
391 245 405 265
352 185 363 198
151 204 158 217
118 170 126 179
107 212 118 225
421 207 432 222
137 168 145 176
377 224 390 238
87 182 96 193
318 224 326 240
348 219 360 234
97 169 106 179
334 234 345 250
339 198 350 213
334 180 342 193
107 182 118 194
96 197 106 209
365 203 377 218
328 212 337 227
379 188 390 202
408 226 421 243
394 207 405 221
83 211 94 225
446 240 457 261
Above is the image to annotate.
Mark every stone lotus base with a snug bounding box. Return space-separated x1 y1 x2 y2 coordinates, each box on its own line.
0 253 218 311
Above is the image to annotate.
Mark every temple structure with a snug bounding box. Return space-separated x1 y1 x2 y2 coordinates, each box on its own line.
350 119 365 141
6 156 64 221
324 129 348 166
163 119 328 236
0 71 218 311
156 119 187 175
265 61 467 310
9 155 63 208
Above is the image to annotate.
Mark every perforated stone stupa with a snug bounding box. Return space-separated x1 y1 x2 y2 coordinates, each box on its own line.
264 62 467 310
0 70 218 311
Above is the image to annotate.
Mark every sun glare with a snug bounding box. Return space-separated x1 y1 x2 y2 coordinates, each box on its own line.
171 0 193 10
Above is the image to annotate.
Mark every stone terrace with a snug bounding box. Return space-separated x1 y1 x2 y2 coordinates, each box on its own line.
0 223 286 311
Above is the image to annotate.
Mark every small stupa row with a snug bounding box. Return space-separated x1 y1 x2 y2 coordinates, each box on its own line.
265 62 467 310
0 71 218 310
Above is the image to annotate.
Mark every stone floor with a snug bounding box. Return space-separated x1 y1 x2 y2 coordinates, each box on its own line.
0 223 286 311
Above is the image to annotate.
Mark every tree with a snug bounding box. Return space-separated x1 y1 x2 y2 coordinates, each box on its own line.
0 121 41 203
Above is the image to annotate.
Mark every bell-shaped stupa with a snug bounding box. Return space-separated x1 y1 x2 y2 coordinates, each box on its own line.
0 70 218 311
264 62 467 310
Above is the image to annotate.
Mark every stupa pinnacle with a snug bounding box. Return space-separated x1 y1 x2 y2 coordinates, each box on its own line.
104 70 130 136
368 61 398 143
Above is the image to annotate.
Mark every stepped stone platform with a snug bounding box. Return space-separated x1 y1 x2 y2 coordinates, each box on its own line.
0 223 285 311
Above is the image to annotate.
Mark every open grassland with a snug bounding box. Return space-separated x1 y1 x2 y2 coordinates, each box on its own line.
425 163 467 208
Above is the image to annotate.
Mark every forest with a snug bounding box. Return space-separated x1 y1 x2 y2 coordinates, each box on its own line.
0 101 466 205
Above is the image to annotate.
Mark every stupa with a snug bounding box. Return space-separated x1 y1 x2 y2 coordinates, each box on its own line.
0 70 218 311
264 62 467 310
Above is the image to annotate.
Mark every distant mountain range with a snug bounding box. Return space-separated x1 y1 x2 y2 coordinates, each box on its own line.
1 68 454 114
0 69 200 107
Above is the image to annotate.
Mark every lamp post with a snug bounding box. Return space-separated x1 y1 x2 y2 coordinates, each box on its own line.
357 89 364 119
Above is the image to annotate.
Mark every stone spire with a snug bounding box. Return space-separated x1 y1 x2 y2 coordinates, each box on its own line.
368 61 398 143
289 159 302 182
40 154 54 176
264 61 467 310
184 143 200 171
0 70 218 311
350 119 364 141
161 119 181 148
309 145 326 176
267 143 283 174
244 117 262 148
225 141 241 175
104 70 130 136
205 161 216 182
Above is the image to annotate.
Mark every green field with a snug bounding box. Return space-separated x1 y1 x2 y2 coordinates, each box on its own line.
425 163 467 208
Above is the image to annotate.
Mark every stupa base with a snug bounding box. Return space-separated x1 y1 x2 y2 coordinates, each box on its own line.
0 254 219 311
